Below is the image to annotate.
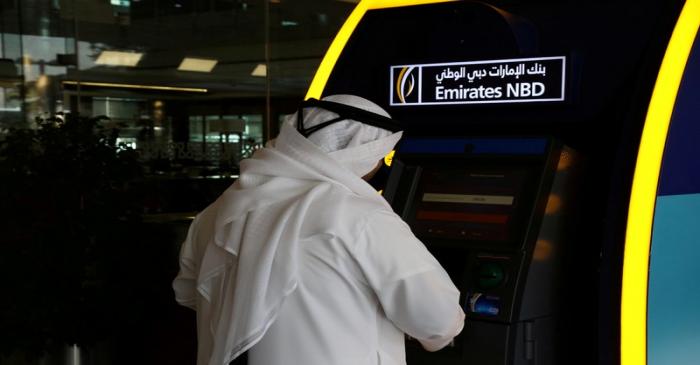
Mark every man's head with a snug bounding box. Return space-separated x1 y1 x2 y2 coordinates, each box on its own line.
286 94 402 178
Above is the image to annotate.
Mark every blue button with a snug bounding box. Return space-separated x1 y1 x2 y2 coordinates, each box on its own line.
468 293 500 316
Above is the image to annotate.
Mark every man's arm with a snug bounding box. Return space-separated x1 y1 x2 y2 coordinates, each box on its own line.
354 210 465 351
172 215 201 310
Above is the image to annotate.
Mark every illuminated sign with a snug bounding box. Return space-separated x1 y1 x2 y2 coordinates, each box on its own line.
390 56 566 106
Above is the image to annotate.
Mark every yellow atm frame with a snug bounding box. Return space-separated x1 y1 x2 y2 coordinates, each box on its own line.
621 1 700 365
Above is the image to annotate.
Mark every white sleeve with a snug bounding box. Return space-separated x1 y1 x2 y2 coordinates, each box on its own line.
355 210 466 351
172 215 200 310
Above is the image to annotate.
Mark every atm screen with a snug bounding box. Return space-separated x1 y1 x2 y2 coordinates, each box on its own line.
412 166 534 244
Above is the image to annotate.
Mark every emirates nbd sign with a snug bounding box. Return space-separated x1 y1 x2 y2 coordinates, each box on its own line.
390 56 566 106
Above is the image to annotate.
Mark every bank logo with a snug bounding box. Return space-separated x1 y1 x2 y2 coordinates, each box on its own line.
390 56 565 106
394 66 418 104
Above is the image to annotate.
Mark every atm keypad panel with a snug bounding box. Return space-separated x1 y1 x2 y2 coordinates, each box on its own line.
425 245 525 323
461 252 525 323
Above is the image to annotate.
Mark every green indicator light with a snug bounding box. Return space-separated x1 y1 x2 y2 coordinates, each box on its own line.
476 262 505 289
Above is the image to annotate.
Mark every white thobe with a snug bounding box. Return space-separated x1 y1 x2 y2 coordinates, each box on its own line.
248 192 465 365
173 123 464 365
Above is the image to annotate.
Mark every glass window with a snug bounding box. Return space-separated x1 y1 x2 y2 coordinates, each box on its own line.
189 115 204 142
1 0 354 168
204 115 240 143
240 114 263 143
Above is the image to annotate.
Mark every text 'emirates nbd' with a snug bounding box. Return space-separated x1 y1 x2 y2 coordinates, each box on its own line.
390 56 566 106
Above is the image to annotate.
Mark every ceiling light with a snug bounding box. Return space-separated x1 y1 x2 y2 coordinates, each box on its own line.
95 51 143 67
251 64 267 77
178 57 218 73
281 20 299 27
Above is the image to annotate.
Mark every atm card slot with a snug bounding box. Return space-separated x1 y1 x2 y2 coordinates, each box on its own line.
416 210 509 224
422 193 515 205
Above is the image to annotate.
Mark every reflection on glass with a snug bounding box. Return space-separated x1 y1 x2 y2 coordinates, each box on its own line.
0 0 355 172
189 115 204 142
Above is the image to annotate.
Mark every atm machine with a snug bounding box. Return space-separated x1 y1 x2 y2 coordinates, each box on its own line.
304 0 700 364
383 138 578 365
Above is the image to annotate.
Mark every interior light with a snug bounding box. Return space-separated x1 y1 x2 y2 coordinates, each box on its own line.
281 20 299 27
533 239 553 261
557 150 573 170
251 64 267 77
36 74 49 90
95 51 143 67
318 13 329 25
62 81 207 93
71 344 81 365
178 57 218 73
544 194 562 214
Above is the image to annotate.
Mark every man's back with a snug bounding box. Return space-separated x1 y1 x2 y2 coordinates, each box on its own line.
249 185 463 365
174 95 464 365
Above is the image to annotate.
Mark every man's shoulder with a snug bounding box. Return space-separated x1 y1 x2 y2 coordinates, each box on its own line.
303 184 397 234
322 184 391 213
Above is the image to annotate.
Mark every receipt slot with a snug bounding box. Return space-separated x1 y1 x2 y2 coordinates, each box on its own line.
383 138 578 365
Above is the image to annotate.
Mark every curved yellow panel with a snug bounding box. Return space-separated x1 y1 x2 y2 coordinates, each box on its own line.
621 1 700 365
384 150 396 167
305 0 456 100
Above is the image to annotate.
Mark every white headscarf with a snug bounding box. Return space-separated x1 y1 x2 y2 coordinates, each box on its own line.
173 95 402 365
285 94 402 177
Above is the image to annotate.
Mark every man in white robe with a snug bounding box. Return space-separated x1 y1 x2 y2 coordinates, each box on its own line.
173 95 465 365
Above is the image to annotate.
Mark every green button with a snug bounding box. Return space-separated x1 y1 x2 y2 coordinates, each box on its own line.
476 262 505 289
